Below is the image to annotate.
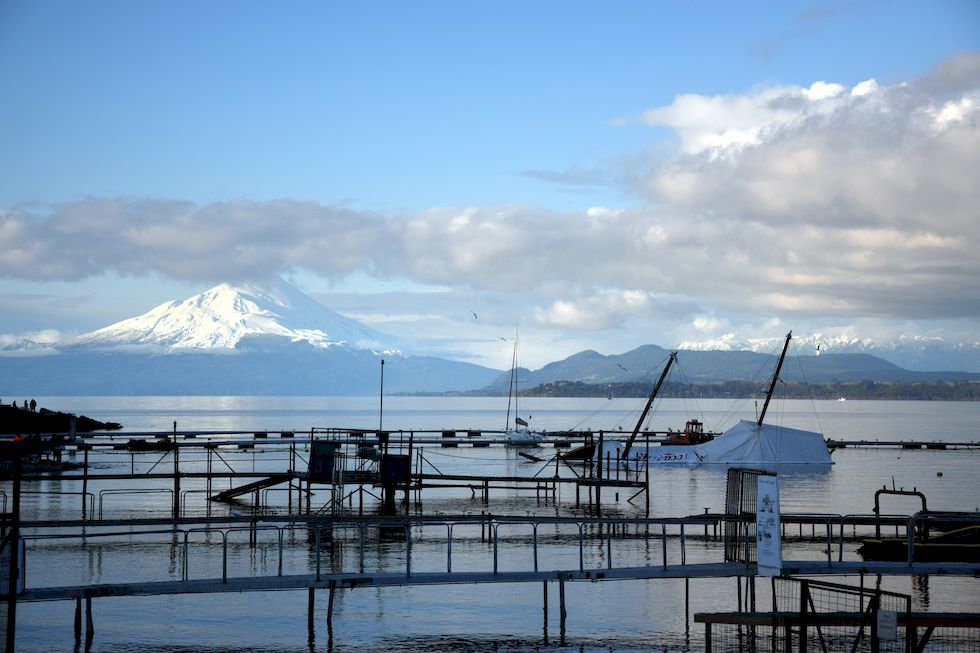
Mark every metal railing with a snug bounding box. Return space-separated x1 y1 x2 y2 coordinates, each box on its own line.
18 516 717 591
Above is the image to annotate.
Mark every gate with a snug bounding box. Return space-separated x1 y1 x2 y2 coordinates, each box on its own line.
724 467 775 563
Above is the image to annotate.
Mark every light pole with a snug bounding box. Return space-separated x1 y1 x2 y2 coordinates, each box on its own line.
379 358 385 432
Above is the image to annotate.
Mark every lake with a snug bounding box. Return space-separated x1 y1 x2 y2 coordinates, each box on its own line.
8 396 980 652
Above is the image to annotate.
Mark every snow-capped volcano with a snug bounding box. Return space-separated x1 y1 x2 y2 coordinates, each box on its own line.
0 278 502 395
64 277 394 352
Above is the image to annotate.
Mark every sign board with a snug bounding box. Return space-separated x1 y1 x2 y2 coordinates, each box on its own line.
756 475 782 576
877 610 898 640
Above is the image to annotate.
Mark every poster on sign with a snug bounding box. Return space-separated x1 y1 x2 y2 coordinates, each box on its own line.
756 475 782 576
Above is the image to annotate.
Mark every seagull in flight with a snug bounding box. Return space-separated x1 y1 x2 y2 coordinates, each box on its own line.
615 363 628 372
499 336 507 342
471 311 478 320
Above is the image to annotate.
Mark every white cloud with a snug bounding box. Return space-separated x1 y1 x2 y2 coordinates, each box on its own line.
533 290 652 330
640 80 851 156
0 329 65 346
633 53 980 321
1 54 978 341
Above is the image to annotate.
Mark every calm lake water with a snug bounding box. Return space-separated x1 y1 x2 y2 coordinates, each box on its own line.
8 396 980 652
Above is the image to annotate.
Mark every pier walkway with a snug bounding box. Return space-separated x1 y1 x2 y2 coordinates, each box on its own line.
17 559 980 604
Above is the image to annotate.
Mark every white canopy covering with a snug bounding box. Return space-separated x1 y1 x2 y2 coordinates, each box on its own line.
596 420 832 466
663 420 831 466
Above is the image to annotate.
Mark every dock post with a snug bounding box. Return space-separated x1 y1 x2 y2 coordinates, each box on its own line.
736 575 742 613
74 597 82 643
173 444 180 520
595 431 603 517
685 577 690 633
5 457 22 653
327 580 335 632
288 444 294 512
81 445 89 519
307 587 315 643
85 596 94 641
558 574 567 644
645 441 650 520
405 432 414 509
542 580 549 643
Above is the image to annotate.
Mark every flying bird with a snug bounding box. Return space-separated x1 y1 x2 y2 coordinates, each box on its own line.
499 337 507 342
615 363 628 372
471 311 478 320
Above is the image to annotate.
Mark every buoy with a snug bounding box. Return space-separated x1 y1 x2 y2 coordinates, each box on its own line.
937 472 943 477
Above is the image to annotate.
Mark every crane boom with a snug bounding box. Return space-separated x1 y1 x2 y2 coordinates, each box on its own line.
757 331 792 427
622 352 676 460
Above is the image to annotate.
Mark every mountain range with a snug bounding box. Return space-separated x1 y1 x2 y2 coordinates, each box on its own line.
677 333 980 374
1 278 977 396
484 345 979 394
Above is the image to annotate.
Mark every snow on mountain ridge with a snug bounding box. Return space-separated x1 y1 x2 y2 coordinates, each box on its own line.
64 277 395 351
678 333 980 372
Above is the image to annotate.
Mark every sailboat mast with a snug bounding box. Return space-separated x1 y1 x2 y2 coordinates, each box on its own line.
622 351 676 459
504 328 518 431
757 331 792 427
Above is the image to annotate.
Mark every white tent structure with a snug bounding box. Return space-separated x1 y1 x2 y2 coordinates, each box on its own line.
594 332 833 468
650 420 832 466
595 420 832 467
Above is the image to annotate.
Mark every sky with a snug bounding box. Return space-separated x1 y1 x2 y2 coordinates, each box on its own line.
1 1 979 370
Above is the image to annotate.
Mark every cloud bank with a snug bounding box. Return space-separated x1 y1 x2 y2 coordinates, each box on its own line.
2 54 978 328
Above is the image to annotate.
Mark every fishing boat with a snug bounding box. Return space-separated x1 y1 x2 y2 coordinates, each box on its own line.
502 329 544 446
664 419 714 445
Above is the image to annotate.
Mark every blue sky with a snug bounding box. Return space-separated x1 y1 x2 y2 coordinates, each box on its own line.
2 1 979 369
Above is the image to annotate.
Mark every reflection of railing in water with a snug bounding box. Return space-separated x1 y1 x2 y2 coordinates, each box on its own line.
98 488 174 519
17 490 94 518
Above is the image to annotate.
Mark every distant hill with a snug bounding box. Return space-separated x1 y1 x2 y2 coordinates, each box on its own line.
482 344 980 394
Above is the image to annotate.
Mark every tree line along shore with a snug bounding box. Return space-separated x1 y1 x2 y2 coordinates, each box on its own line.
401 379 979 401
519 380 980 401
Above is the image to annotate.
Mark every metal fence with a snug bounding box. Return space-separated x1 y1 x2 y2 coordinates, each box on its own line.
700 577 980 652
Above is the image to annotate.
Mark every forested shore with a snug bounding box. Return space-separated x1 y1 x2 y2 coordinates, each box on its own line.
518 379 980 401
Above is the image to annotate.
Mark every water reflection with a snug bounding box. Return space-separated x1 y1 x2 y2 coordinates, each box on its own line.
9 398 980 652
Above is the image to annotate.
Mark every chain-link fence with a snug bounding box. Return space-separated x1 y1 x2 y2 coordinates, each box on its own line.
699 577 980 652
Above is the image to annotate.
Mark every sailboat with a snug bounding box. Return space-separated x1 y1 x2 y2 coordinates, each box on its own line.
647 331 833 466
502 329 544 446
